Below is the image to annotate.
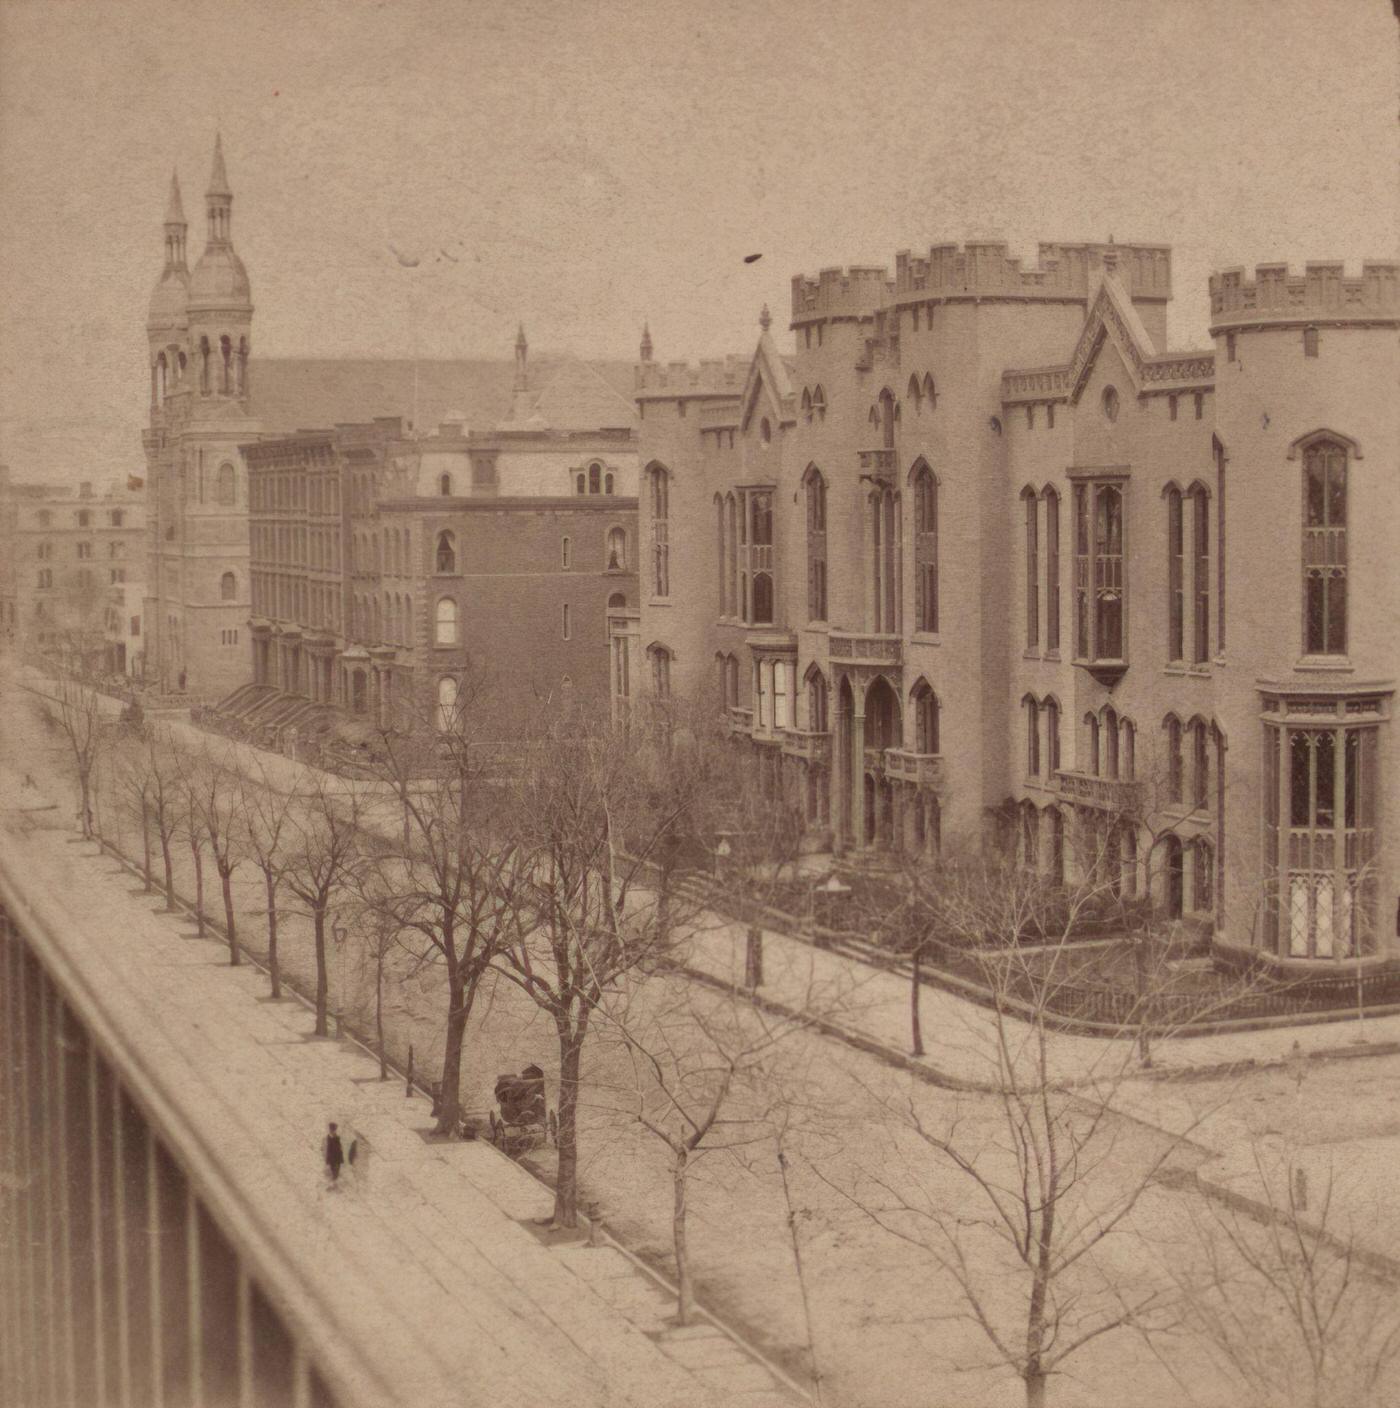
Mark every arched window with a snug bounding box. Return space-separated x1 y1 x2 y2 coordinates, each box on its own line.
648 644 672 699
1023 487 1039 649
1021 801 1039 867
1102 705 1119 778
751 572 774 625
155 353 168 405
878 388 896 449
220 335 233 394
727 654 740 711
906 374 922 411
913 462 938 633
220 571 236 601
805 467 827 621
1025 696 1040 777
562 536 572 570
435 596 457 645
575 472 586 495
1166 484 1184 660
870 487 899 632
1120 717 1135 780
436 676 459 731
801 387 812 421
608 591 627 609
439 473 453 496
562 603 571 640
1043 488 1060 651
1086 712 1101 776
807 668 828 733
605 473 614 495
403 596 413 643
911 681 939 754
589 463 601 494
760 418 772 445
1190 718 1210 809
811 385 826 420
725 493 737 617
649 465 670 597
1189 483 1211 662
607 527 626 570
1302 440 1347 655
236 337 248 395
1192 839 1214 912
435 531 456 574
215 462 236 506
199 336 211 394
921 374 936 409
1045 698 1061 774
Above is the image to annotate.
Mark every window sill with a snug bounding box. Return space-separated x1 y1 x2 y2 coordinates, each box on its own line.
909 632 942 647
1022 650 1042 662
1293 656 1354 674
649 598 673 608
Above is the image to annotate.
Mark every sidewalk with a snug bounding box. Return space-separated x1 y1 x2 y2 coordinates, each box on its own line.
0 763 802 1408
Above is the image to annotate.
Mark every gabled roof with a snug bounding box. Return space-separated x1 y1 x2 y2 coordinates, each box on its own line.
503 356 638 432
252 357 636 438
1001 272 1215 405
739 331 796 431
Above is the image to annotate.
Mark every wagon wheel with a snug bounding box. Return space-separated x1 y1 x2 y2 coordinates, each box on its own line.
547 1110 558 1146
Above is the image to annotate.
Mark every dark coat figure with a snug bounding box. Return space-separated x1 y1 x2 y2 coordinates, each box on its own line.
324 1122 345 1182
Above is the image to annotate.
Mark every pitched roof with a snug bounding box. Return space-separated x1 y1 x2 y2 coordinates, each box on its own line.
252 357 637 438
507 357 638 431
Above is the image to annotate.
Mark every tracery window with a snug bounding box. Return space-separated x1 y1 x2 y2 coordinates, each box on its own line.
1190 483 1210 663
913 462 938 633
805 467 827 621
1166 486 1184 661
1023 489 1039 650
912 681 939 754
435 530 456 574
1073 479 1125 664
1043 488 1060 652
649 465 670 597
1302 440 1347 656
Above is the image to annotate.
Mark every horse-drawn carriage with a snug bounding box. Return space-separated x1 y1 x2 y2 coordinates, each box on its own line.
487 1064 557 1154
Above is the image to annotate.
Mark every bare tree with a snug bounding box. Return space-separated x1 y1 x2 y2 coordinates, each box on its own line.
44 672 105 838
190 743 245 964
493 704 707 1228
144 728 183 911
1169 1144 1400 1408
237 760 296 998
817 854 1260 1408
282 772 363 1037
173 744 210 937
355 704 529 1135
109 733 156 891
596 970 830 1325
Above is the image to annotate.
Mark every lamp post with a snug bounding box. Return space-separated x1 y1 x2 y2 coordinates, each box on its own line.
332 921 348 1039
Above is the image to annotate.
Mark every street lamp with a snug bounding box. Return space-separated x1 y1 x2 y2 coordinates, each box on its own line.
332 921 348 1038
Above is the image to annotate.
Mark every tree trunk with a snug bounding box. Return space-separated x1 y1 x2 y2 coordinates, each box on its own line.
78 769 92 839
191 842 205 936
264 870 280 998
220 867 238 964
313 905 329 1037
910 945 925 1057
553 1026 586 1228
436 974 469 1135
376 950 387 1079
160 833 175 911
1024 1369 1047 1408
673 1145 693 1325
140 800 152 892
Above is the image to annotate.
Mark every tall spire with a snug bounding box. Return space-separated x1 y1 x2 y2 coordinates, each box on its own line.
163 171 187 270
205 134 232 245
640 322 653 363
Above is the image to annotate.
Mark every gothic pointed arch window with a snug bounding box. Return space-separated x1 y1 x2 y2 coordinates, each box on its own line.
1166 483 1185 661
1164 713 1183 803
589 462 601 494
751 572 774 625
435 530 456 574
236 337 248 395
1045 697 1061 774
648 464 670 597
878 388 896 449
220 571 236 601
912 461 938 633
155 353 168 405
911 679 939 754
1188 481 1211 663
801 387 812 422
607 526 627 571
922 374 936 410
806 667 829 734
1024 695 1041 777
1022 487 1039 649
869 486 899 632
811 385 826 421
1302 438 1348 656
1042 487 1060 651
199 336 211 394
804 466 827 621
906 374 922 411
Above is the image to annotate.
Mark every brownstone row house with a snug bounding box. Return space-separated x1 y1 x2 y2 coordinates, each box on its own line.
623 243 1399 975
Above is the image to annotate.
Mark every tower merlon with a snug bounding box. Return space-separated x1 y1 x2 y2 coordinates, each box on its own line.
634 355 748 396
1209 260 1400 332
790 266 893 326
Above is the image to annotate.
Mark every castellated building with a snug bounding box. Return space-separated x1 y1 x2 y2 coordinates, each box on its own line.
619 242 1399 974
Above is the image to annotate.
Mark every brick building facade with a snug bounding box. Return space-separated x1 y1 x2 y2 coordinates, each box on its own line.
624 242 1399 973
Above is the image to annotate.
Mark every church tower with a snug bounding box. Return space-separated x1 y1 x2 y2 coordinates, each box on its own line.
143 136 260 701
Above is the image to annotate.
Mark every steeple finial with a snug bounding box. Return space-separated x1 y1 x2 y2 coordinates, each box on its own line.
759 303 772 333
164 171 186 228
640 322 653 363
207 133 232 198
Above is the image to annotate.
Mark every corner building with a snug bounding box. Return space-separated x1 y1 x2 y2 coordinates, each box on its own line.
626 243 1399 973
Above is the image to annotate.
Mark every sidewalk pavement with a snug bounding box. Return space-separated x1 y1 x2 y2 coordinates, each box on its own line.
0 756 802 1408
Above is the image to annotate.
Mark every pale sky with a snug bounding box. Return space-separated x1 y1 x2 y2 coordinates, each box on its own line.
1 0 1395 483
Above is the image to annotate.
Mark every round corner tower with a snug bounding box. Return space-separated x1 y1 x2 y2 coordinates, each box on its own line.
1209 259 1400 970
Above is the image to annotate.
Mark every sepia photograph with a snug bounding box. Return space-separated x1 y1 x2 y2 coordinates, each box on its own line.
1 1 1397 1405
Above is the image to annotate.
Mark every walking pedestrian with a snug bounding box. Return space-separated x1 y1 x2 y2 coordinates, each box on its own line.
324 1122 345 1185
348 1131 370 1188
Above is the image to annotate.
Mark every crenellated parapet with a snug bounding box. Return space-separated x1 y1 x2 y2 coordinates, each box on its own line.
895 240 1171 306
790 266 893 325
634 356 748 397
1209 261 1400 331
